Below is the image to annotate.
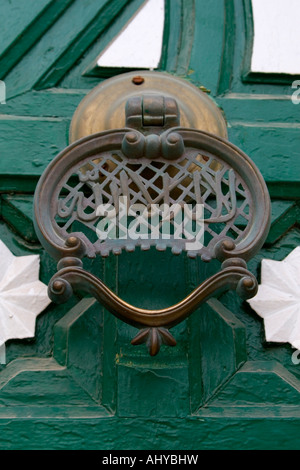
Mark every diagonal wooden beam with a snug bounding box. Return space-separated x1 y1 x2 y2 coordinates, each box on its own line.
0 0 73 78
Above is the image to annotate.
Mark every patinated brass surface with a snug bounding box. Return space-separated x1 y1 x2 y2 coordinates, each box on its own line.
69 71 228 143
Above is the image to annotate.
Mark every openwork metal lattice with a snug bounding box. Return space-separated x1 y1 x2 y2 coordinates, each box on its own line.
34 93 271 355
55 149 251 260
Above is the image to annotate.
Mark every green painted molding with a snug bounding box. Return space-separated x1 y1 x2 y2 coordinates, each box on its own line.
241 0 300 85
170 0 195 76
209 361 300 406
188 0 225 94
217 0 236 94
0 0 73 78
1 89 87 118
188 298 247 411
218 0 297 95
1 195 39 242
217 94 300 124
69 0 195 81
266 202 300 245
3 0 126 99
37 0 132 86
82 0 146 78
1 414 300 449
0 357 64 391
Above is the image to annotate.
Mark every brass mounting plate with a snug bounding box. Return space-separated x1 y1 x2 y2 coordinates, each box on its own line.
69 71 228 143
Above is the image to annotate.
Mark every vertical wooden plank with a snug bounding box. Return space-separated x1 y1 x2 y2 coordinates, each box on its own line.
188 294 247 411
116 249 190 417
217 0 236 94
163 0 195 75
101 254 118 413
188 0 225 93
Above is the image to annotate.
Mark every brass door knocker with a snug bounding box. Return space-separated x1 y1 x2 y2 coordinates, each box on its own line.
34 72 271 356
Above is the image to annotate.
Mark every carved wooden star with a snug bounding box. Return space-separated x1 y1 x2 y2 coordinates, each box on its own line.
248 247 300 349
0 240 51 363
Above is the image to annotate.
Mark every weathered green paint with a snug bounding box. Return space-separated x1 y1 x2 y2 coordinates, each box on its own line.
37 0 132 87
189 298 247 408
210 361 300 406
1 89 87 118
0 118 69 191
1 195 39 242
5 0 120 98
169 0 195 76
0 0 300 450
0 416 300 450
0 0 73 78
217 95 300 124
187 0 225 95
83 0 146 78
228 125 300 183
62 0 195 84
267 202 300 245
217 0 235 94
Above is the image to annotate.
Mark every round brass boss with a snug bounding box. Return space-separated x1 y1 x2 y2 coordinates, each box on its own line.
69 71 227 143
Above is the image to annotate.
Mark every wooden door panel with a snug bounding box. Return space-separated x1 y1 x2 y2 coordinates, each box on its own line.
0 0 299 449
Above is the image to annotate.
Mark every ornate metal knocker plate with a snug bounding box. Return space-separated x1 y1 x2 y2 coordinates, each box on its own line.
34 73 271 356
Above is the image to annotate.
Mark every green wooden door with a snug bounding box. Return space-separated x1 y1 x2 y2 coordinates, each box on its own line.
0 0 300 450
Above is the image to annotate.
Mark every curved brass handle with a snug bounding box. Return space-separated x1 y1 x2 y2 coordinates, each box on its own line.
48 261 257 356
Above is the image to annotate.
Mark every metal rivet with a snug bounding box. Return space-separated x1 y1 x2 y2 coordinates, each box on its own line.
167 133 180 144
126 132 139 143
243 277 254 288
66 236 78 247
132 76 145 85
53 280 64 291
